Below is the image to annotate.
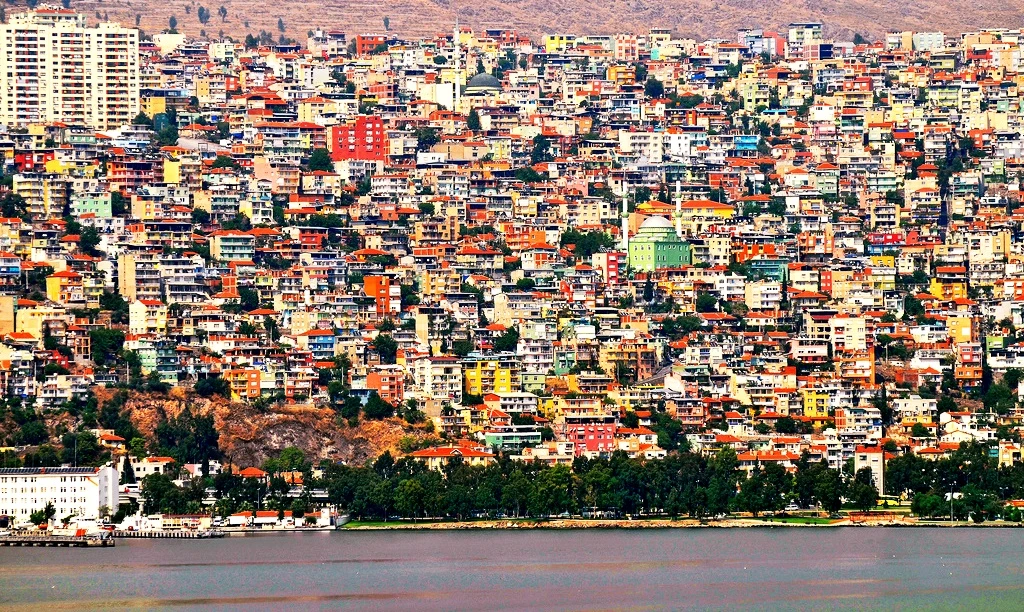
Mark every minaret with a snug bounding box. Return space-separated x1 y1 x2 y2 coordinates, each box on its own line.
453 16 461 111
674 179 683 239
621 192 629 252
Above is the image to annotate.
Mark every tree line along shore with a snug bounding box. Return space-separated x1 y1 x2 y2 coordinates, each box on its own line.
131 440 1024 525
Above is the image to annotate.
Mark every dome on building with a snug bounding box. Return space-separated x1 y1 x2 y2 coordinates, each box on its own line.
628 214 692 273
466 72 501 90
639 215 673 230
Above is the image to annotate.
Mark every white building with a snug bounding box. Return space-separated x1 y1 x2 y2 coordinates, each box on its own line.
130 456 176 478
0 8 140 129
411 356 463 405
0 466 119 524
912 31 946 52
853 446 885 496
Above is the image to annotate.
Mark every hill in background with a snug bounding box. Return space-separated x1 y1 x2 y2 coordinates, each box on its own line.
56 0 1024 43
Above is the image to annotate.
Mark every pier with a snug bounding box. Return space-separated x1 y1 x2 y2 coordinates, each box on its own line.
0 534 114 547
113 529 225 539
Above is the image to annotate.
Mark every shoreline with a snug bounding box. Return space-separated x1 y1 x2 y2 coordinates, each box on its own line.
340 517 1024 530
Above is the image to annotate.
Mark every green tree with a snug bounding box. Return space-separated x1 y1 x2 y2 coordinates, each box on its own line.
530 135 553 165
80 227 101 255
515 167 544 183
30 501 56 526
911 492 945 518
814 467 845 514
364 392 395 419
154 407 220 464
634 62 648 82
211 154 238 169
194 376 231 398
414 127 439 151
120 455 137 484
736 464 770 516
90 328 125 366
695 292 717 313
706 447 739 516
493 327 520 352
307 148 334 172
141 473 185 514
19 420 49 445
129 437 147 459
644 78 664 99
60 431 103 466
467 108 481 131
372 334 398 364
850 468 878 512
560 229 615 258
0 193 29 220
395 478 425 519
263 446 309 474
452 339 474 357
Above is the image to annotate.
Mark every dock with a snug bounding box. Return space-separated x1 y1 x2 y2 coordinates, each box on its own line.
113 529 225 539
0 534 114 547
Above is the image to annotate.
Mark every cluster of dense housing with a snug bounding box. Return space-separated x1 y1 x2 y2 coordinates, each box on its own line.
7 7 1024 523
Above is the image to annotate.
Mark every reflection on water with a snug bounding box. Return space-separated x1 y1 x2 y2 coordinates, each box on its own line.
2 528 1023 610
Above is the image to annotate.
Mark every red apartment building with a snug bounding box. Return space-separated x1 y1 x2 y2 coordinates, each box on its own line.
329 116 388 162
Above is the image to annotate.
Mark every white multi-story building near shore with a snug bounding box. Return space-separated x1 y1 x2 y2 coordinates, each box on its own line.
0 466 119 524
0 7 139 129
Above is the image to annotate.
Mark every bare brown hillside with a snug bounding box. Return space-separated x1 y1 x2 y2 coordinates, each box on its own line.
101 388 432 468
60 0 1024 42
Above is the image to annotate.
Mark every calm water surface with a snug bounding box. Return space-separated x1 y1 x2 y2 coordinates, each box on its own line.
1 527 1023 610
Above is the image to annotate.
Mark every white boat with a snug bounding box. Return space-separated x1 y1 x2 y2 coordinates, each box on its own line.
115 514 163 532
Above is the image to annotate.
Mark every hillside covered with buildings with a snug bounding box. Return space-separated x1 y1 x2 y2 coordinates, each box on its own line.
6 9 1024 525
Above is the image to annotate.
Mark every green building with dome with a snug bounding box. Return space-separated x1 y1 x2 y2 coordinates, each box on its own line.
627 216 692 272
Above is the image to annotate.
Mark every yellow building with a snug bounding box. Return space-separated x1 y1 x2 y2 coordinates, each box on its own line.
869 255 895 268
296 97 339 124
140 94 167 118
45 270 83 304
929 278 968 300
800 388 830 418
868 266 897 291
463 357 520 396
163 158 181 184
408 445 495 471
543 34 576 53
129 299 168 335
681 199 736 219
606 64 637 86
15 304 66 337
947 317 974 344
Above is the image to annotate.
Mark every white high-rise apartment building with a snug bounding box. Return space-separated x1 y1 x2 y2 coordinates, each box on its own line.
0 7 139 129
0 466 119 524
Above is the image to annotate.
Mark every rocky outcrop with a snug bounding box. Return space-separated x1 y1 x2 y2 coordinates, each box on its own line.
102 388 431 467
